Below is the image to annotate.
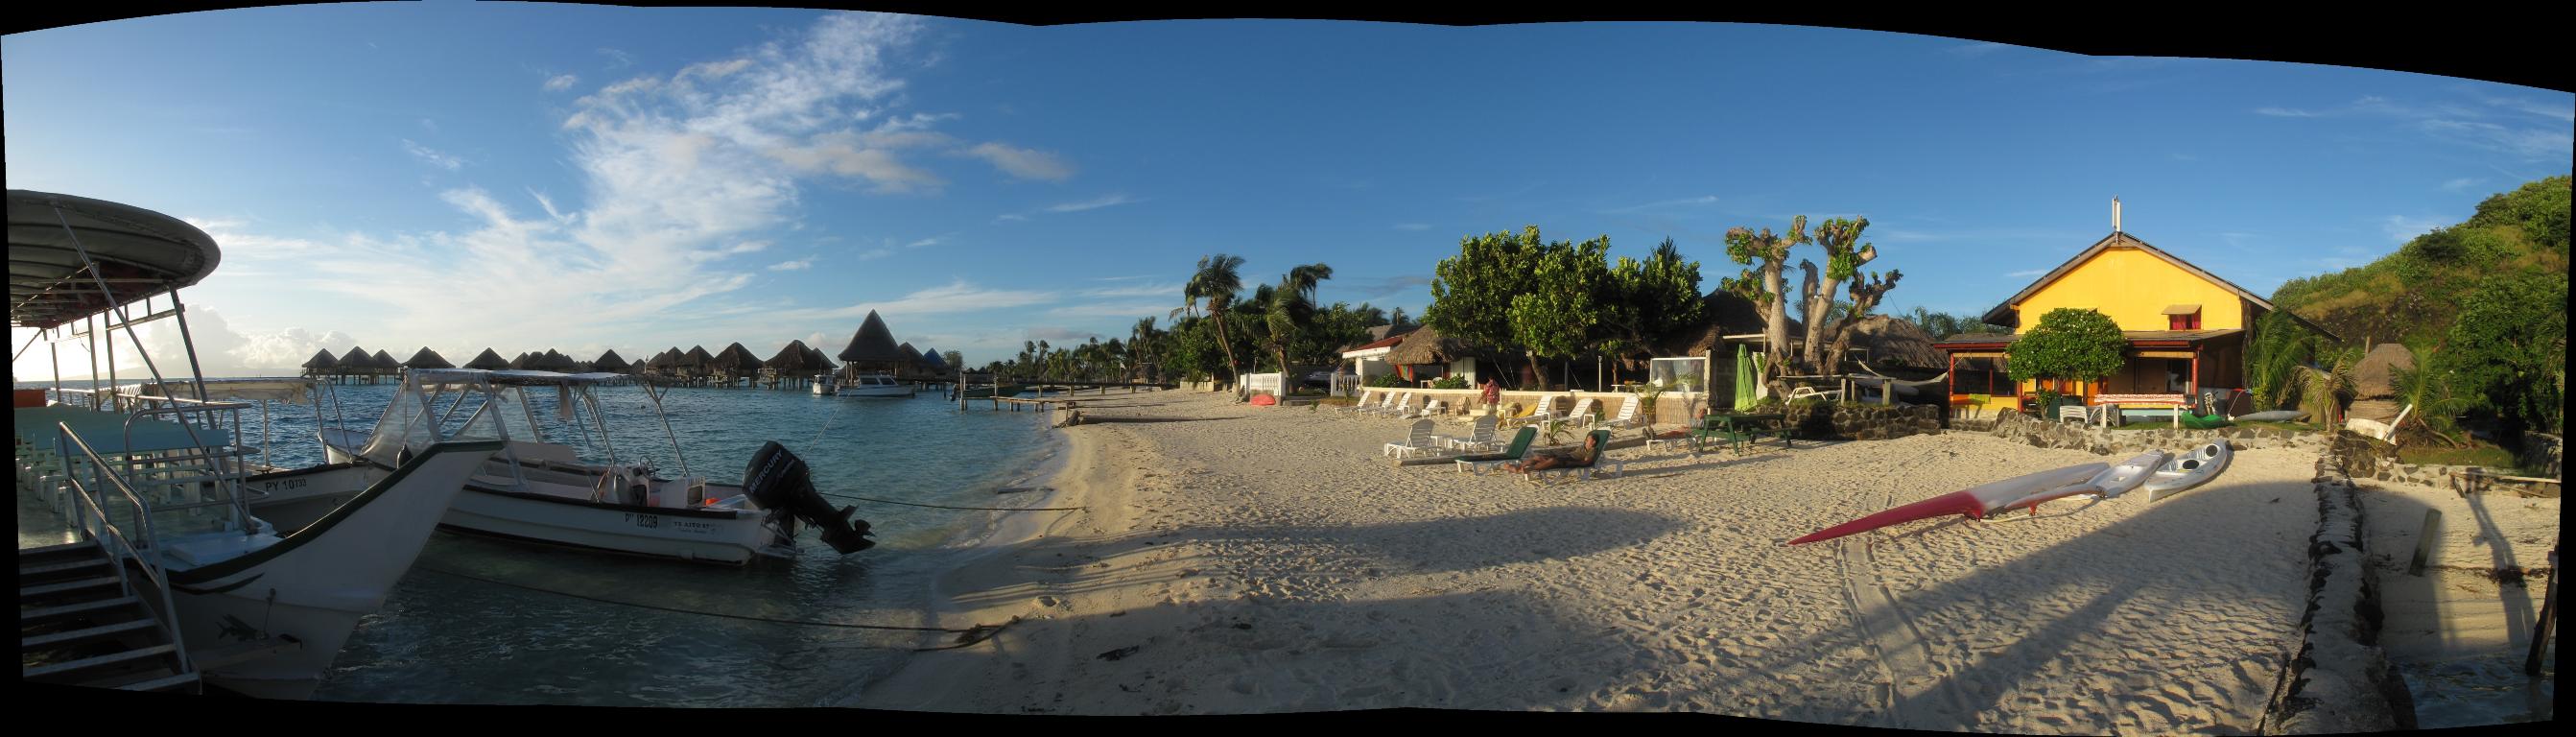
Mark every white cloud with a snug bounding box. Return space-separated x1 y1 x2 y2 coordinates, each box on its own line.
856 248 893 260
994 213 1028 222
1046 193 1138 213
2380 215 2446 244
598 47 634 69
2005 269 2047 278
963 142 1075 180
1948 41 2011 57
1047 301 1174 319
905 234 946 249
783 279 1058 322
768 257 815 271
1393 223 1430 231
1603 195 1719 214
544 74 579 91
2442 178 2480 192
401 139 462 171
1078 282 1184 298
2253 107 2318 117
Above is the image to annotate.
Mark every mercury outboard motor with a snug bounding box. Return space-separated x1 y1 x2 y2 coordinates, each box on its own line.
744 440 875 554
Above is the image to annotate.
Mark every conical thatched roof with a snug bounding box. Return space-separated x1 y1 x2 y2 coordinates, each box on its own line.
508 351 536 369
802 345 836 372
464 348 510 370
1384 323 1469 366
591 350 630 372
647 347 681 369
711 343 761 371
919 345 949 370
764 340 824 373
1666 289 1806 357
682 345 715 369
402 347 454 368
533 349 579 372
897 343 925 372
301 349 340 369
339 346 372 367
2353 343 2414 399
1843 315 1946 370
370 349 399 368
837 311 904 363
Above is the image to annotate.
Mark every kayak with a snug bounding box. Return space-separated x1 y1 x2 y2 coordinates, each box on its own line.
1997 449 2172 513
1790 463 2108 545
2142 442 2233 501
2179 412 2233 430
2234 410 2308 423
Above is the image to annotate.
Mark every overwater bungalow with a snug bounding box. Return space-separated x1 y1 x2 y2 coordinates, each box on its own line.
835 310 907 382
300 348 340 379
401 347 455 370
896 342 927 381
462 347 511 370
336 345 376 383
1933 226 2337 419
760 340 833 390
710 343 763 387
590 349 631 374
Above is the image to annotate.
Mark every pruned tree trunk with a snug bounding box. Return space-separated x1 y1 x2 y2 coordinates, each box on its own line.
1821 271 1904 374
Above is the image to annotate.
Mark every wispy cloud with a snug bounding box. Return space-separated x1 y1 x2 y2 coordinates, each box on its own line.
1045 193 1139 213
2442 178 2480 192
962 141 1075 180
1947 41 2012 58
597 47 634 69
905 233 950 249
1602 195 1718 214
544 74 579 91
1454 181 1541 202
855 248 894 260
1078 282 1183 298
994 213 1028 223
1393 223 1430 231
2379 215 2446 244
768 257 815 272
2254 107 2319 118
401 139 462 171
784 279 1058 321
1024 326 1099 343
1340 274 1432 298
2255 94 2573 160
1046 301 1174 319
2005 269 2047 278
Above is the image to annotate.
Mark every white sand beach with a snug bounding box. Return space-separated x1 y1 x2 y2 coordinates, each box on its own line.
859 390 2333 729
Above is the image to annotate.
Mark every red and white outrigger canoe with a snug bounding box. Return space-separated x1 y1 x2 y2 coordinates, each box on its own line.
1789 463 2107 545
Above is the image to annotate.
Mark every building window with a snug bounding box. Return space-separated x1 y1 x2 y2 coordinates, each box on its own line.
2168 311 2201 330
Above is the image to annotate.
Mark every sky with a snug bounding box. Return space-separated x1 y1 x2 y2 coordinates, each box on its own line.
8 6 2571 380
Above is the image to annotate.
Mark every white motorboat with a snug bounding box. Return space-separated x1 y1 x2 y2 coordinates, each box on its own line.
14 189 496 699
821 371 913 398
291 368 875 564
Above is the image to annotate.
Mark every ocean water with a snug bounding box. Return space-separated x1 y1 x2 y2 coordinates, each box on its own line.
18 379 1068 705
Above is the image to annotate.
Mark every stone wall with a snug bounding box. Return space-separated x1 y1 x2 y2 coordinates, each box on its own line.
1773 402 1943 441
2333 434 2562 498
1987 410 2332 457
2261 448 2413 733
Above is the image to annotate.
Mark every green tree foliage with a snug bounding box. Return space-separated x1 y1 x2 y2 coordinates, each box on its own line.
2442 272 2567 433
1508 236 1613 384
2007 308 2127 387
1597 238 1705 371
1264 262 1335 377
2390 338 2470 446
1901 307 2007 340
1183 253 1249 391
1799 217 1884 370
2272 177 2567 349
1722 217 1809 381
1426 226 1551 373
2297 345 2360 427
2244 310 2320 412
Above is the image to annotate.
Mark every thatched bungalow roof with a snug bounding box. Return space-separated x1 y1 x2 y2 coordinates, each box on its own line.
338 346 373 368
919 345 949 370
463 348 510 370
370 349 400 369
532 349 579 372
682 345 715 369
402 347 454 368
711 343 761 372
837 311 905 364
1384 324 1470 366
508 351 536 369
646 347 681 370
2353 343 2414 399
1664 289 1805 357
897 343 926 372
300 349 340 370
801 345 836 372
590 350 630 373
764 340 827 373
1843 315 1946 370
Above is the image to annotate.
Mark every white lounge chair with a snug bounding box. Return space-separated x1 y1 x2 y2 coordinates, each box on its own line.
1363 392 1413 417
1562 397 1598 428
1440 415 1501 452
1406 399 1449 419
1597 396 1643 430
1383 418 1442 458
1502 395 1561 428
1343 390 1381 414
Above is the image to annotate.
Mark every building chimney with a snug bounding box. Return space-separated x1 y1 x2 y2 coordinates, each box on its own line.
2113 197 2123 233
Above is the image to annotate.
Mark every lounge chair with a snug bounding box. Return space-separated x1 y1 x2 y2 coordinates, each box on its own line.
1383 418 1443 458
1405 399 1448 419
1344 390 1382 414
1501 395 1561 428
1363 392 1414 417
1563 397 1598 428
1596 396 1643 430
1440 415 1501 452
1521 429 1627 483
1454 426 1538 474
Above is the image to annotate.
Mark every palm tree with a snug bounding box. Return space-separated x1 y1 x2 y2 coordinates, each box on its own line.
1187 253 1247 393
2295 345 2361 427
1265 263 1335 382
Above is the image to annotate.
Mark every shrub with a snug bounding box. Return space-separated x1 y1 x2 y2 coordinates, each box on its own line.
1366 374 1406 388
1430 376 1469 390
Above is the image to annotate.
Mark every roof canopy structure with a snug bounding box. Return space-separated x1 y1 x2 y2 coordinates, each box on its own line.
837 310 904 364
463 348 511 370
10 190 222 329
402 347 455 368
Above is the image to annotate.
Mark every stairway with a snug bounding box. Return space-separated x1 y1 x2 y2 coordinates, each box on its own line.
19 540 200 692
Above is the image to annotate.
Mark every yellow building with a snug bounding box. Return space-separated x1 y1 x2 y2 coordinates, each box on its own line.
1936 229 2336 417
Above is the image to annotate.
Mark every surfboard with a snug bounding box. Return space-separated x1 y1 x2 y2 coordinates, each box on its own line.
1789 463 2109 545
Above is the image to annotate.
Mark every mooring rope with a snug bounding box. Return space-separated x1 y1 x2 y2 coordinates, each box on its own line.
415 564 1015 651
815 489 1083 512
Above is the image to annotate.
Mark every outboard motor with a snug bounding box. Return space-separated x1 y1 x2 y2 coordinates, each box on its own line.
744 440 875 554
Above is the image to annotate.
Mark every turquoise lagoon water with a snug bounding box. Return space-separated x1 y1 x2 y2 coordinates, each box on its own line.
19 379 1067 705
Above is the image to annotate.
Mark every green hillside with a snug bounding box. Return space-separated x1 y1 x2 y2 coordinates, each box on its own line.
2272 177 2569 349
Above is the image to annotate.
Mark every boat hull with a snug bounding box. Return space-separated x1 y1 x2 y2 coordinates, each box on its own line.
1790 463 2108 545
2143 442 2233 501
1998 450 2171 512
148 440 498 699
438 481 778 564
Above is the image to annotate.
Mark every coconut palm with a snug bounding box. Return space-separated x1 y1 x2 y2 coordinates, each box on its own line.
1186 253 1247 392
2389 339 2471 446
1264 262 1335 380
2295 345 2361 427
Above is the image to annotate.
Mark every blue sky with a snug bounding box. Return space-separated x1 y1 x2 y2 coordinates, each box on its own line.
9 6 2570 378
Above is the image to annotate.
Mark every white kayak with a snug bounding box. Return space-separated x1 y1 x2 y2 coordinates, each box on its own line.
1998 449 2173 513
2234 410 2309 423
2143 442 2233 501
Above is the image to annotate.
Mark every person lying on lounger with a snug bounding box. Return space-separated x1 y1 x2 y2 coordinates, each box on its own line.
1505 432 1602 473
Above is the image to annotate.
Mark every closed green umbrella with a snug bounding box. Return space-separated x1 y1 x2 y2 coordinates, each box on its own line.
1735 345 1758 412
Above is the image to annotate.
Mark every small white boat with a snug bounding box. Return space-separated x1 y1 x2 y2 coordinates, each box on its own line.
14 189 493 698
293 368 875 564
1995 449 2173 513
2143 442 2234 501
822 372 914 398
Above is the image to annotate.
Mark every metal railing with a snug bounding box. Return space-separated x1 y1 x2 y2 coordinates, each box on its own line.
55 421 195 678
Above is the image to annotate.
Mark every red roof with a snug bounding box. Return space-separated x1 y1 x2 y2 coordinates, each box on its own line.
1345 334 1406 352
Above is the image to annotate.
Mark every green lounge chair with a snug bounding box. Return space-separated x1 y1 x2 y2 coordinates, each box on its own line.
1454 426 1538 475
1522 429 1626 483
